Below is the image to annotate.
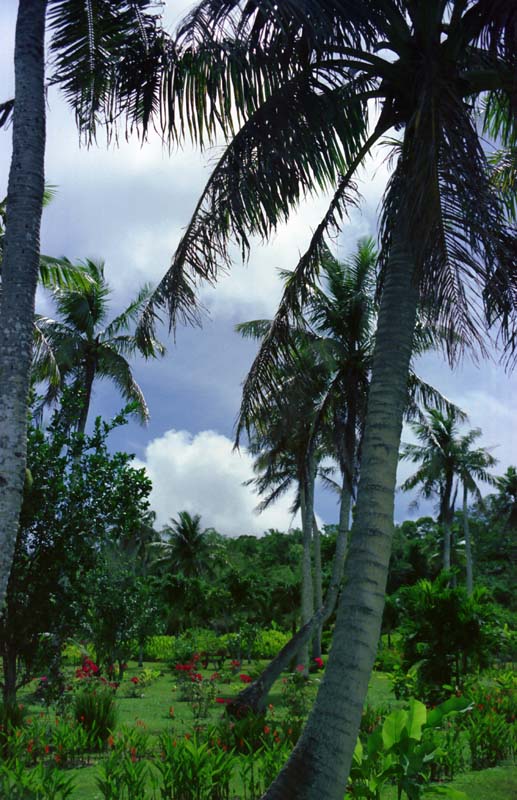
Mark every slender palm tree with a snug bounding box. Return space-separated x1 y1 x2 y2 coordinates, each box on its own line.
401 410 497 589
400 409 466 573
32 258 164 433
0 0 175 608
138 4 516 796
457 434 497 594
492 466 517 530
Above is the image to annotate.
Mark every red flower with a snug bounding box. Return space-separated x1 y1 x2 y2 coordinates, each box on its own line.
239 674 252 684
44 744 50 754
130 677 139 684
295 664 305 673
263 726 271 735
313 657 324 669
216 697 231 704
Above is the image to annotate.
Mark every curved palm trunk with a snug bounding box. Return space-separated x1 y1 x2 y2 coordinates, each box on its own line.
261 235 419 800
463 485 473 595
0 0 47 609
311 515 323 659
232 479 352 715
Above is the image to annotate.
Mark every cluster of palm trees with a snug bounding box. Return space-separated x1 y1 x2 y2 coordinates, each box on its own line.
1 2 516 799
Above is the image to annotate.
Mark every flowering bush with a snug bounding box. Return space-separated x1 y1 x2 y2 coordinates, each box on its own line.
73 683 117 747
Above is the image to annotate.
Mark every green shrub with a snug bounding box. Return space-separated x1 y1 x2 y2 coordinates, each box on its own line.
139 635 176 662
252 629 290 659
0 761 75 800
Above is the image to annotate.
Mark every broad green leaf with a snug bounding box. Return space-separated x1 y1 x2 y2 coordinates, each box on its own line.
353 738 363 763
406 698 427 740
382 709 408 749
426 696 471 727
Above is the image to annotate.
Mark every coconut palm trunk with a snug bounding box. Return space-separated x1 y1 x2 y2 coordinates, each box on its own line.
232 478 352 715
0 0 47 610
463 484 473 595
261 233 419 799
298 460 315 672
311 515 323 659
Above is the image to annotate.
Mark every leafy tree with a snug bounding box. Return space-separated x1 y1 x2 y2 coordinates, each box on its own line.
155 511 218 580
139 3 516 796
33 258 164 433
395 577 500 702
0 396 152 700
0 0 173 609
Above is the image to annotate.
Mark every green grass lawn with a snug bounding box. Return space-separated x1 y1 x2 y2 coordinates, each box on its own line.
16 662 517 799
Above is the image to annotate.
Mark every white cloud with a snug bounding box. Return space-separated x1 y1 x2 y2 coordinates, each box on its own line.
135 428 301 537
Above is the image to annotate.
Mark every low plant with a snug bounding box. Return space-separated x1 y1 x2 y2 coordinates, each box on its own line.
0 759 76 799
156 733 237 800
349 696 470 799
73 683 117 746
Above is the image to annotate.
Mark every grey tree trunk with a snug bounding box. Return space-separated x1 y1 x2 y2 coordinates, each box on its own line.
299 466 315 672
311 515 323 660
443 518 452 572
261 235 419 800
0 0 47 610
463 485 473 595
233 479 352 715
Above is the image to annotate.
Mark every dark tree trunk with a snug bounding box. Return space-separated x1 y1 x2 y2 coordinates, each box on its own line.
2 641 18 703
0 0 47 610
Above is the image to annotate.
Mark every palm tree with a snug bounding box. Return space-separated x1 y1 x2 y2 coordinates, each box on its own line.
401 410 497 590
0 0 175 608
33 258 164 433
155 511 216 581
457 434 497 594
138 4 516 796
492 466 517 530
400 409 466 573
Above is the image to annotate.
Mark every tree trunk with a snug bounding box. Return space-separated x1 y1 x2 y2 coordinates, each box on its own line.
443 518 452 572
261 234 419 800
311 515 323 660
463 485 473 595
76 360 96 435
298 467 315 672
2 641 18 703
232 479 352 715
0 0 47 610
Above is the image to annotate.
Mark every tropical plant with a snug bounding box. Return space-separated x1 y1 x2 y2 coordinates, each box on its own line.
137 3 516 797
33 258 164 433
0 0 174 609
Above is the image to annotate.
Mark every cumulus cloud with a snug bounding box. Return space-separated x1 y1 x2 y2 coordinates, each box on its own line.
135 429 301 537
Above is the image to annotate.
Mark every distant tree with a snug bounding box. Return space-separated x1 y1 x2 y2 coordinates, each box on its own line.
33 258 164 433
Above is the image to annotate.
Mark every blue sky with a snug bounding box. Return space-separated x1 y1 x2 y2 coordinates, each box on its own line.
1 1 515 535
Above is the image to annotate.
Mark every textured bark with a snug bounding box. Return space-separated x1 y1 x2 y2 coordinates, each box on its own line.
0 0 47 610
463 486 473 595
261 234 419 800
311 515 323 659
233 478 351 715
299 465 315 672
76 360 96 435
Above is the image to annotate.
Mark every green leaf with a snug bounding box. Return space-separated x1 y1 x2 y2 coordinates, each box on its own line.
382 709 408 750
406 698 427 740
423 786 468 799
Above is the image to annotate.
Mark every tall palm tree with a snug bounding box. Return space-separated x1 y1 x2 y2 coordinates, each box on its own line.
138 4 516 796
0 0 175 608
33 258 164 433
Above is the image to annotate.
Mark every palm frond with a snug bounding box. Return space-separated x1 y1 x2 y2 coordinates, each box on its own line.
96 347 149 422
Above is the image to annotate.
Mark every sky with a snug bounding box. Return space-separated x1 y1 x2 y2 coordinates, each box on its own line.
0 1 515 536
